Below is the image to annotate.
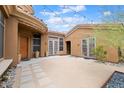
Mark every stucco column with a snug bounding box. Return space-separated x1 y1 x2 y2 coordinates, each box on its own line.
40 33 48 57
5 16 18 66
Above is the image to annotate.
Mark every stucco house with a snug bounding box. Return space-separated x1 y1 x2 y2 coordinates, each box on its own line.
0 5 121 72
65 24 119 63
48 24 119 63
0 5 48 67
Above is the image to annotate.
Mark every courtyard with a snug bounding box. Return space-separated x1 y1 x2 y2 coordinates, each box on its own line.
13 55 124 88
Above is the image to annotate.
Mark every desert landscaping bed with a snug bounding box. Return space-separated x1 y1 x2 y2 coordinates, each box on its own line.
0 66 16 88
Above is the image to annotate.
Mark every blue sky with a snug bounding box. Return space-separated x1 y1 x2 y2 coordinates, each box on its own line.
33 5 124 32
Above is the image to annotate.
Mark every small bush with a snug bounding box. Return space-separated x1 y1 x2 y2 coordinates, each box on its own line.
118 47 124 62
93 46 107 62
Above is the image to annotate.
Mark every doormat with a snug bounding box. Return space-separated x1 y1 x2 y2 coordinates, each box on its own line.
22 58 30 61
102 71 124 88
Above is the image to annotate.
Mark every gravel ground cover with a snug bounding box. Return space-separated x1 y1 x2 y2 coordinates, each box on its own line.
0 66 16 88
104 71 124 88
94 61 124 67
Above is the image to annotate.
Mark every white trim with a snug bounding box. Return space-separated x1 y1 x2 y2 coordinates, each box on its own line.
58 38 60 52
52 41 54 55
81 38 89 57
48 35 63 38
48 36 64 56
48 37 59 56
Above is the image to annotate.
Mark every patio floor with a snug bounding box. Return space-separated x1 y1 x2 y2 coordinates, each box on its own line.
13 55 124 88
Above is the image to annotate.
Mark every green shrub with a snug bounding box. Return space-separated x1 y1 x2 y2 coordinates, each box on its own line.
118 47 124 62
93 46 107 62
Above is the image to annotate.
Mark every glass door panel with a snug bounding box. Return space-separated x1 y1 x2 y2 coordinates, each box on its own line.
82 37 95 58
82 39 88 57
89 38 95 57
49 41 53 55
54 40 58 54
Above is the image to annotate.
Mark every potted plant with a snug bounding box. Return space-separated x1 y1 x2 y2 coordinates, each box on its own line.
18 53 21 64
35 51 39 58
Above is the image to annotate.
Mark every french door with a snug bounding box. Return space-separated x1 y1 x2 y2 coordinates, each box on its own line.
48 40 58 55
49 41 53 55
82 37 96 58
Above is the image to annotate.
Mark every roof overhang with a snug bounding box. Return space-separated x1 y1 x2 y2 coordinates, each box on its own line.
65 24 122 37
9 5 48 34
0 5 14 18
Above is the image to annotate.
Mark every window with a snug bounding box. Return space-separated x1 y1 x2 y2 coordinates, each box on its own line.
33 34 41 52
59 38 63 51
0 10 4 58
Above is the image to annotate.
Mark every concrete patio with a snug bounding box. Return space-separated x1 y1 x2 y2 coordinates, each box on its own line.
13 55 124 88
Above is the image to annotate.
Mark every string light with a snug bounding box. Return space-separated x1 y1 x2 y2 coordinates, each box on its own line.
42 5 95 28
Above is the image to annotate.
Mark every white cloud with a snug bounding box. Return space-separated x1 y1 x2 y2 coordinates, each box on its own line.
47 17 63 24
103 11 111 16
62 24 70 27
40 6 86 32
63 16 85 24
46 16 85 25
40 10 63 17
40 5 86 17
61 8 71 13
69 5 86 12
60 5 86 13
40 11 56 17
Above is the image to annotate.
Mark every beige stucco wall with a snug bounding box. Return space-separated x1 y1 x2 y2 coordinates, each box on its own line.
0 6 13 60
96 38 119 63
41 33 48 57
5 16 18 65
65 28 93 56
65 28 119 63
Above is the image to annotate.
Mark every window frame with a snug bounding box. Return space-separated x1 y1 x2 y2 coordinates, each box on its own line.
59 37 64 51
32 34 41 52
0 10 4 59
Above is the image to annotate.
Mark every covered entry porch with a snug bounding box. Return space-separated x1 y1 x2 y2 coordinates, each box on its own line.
18 23 47 61
5 10 48 65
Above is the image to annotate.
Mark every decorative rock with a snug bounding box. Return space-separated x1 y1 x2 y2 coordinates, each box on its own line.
104 71 124 88
0 66 16 88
